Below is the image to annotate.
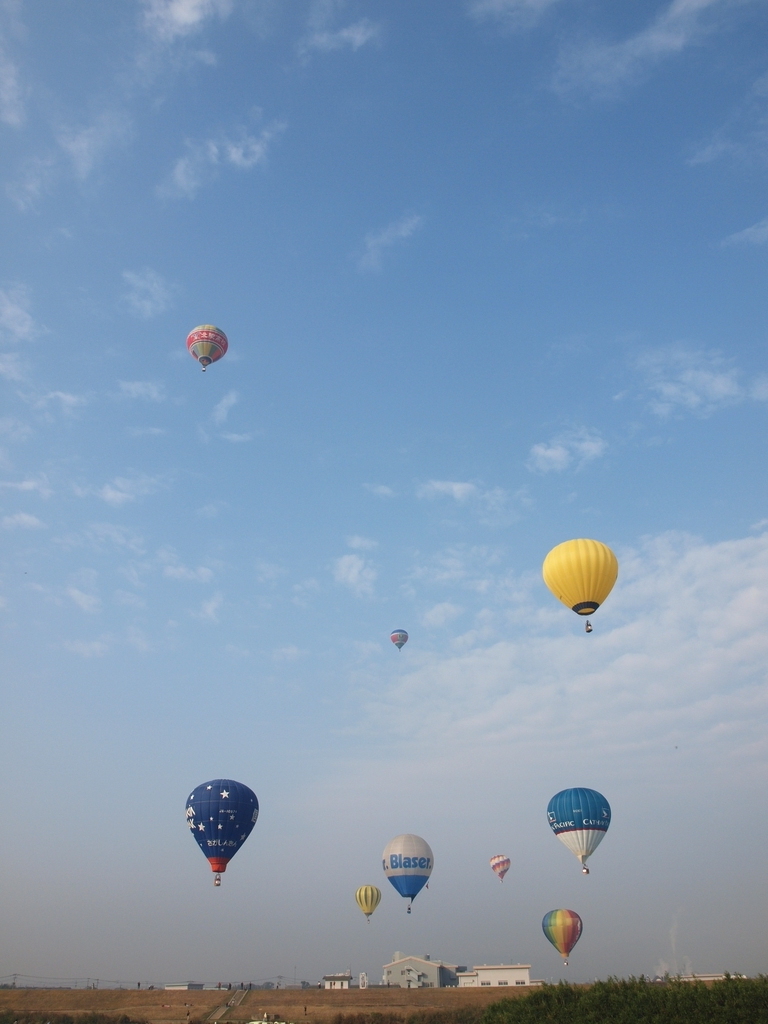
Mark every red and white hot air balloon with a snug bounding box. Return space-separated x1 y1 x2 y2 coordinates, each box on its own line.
489 854 510 882
186 324 228 371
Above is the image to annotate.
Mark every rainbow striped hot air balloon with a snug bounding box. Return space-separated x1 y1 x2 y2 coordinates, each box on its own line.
542 909 582 965
390 629 408 650
489 855 510 882
186 324 228 371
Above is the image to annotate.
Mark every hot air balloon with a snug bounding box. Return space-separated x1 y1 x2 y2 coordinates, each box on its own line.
542 909 582 965
489 855 510 882
390 629 408 650
542 539 618 633
355 885 382 921
185 779 259 886
382 834 433 913
186 324 228 371
547 787 611 875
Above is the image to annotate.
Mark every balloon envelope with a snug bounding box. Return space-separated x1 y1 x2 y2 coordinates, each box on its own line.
186 324 228 370
489 855 510 881
382 834 433 901
547 787 611 870
185 778 259 876
542 909 582 962
390 629 408 650
355 885 382 919
542 539 618 617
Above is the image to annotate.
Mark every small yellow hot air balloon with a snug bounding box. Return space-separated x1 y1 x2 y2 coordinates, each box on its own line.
542 539 618 632
355 885 382 921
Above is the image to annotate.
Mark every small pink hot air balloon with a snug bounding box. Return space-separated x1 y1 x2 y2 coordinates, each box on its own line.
390 629 408 651
186 324 228 372
490 855 510 882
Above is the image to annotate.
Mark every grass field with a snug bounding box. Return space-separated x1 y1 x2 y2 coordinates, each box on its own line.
0 986 533 1024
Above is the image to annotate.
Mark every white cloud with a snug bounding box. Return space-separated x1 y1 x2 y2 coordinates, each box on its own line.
722 216 768 247
554 0 726 97
57 112 131 180
359 214 424 271
66 587 101 614
119 380 166 401
0 285 36 342
94 474 162 506
300 18 379 56
0 352 24 379
63 638 109 657
122 269 173 319
333 553 376 597
1 511 44 529
34 391 86 413
212 390 238 423
423 602 464 628
527 427 607 473
0 42 24 126
637 347 748 417
158 122 285 199
193 591 223 622
0 475 52 498
220 432 251 442
141 0 233 42
347 535 378 550
417 480 478 502
6 157 55 212
0 416 32 440
159 548 213 582
364 483 395 497
468 0 563 27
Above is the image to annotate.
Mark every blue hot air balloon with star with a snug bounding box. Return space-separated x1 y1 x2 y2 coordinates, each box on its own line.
185 779 259 886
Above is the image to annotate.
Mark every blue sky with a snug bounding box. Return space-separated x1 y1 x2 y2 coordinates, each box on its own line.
2 0 768 988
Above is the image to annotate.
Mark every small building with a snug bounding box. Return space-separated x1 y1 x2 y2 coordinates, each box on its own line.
382 953 461 988
457 965 531 988
165 983 204 990
323 972 352 990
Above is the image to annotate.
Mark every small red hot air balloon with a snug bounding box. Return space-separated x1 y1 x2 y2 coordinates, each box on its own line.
186 324 228 371
489 854 510 882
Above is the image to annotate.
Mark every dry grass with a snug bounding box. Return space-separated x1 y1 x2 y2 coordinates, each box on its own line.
0 987 533 1024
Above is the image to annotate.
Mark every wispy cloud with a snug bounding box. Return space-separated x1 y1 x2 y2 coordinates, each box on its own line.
364 483 395 497
64 638 109 657
554 0 727 98
418 480 479 502
212 390 238 424
159 547 213 582
122 269 173 318
722 216 768 247
66 587 101 614
90 473 163 506
347 535 378 550
636 347 767 416
0 40 24 126
141 0 233 43
0 475 52 498
300 18 380 56
57 112 132 180
158 121 285 199
359 214 423 272
119 380 166 401
193 591 224 622
468 0 563 28
526 427 607 473
0 285 37 342
423 601 464 628
33 391 86 414
333 553 377 597
1 511 45 529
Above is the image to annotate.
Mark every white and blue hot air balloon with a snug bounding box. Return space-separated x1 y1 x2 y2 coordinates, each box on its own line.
382 833 433 913
547 787 611 875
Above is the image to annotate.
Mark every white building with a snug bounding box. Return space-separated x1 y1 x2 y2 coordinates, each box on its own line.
323 972 352 990
165 983 204 990
382 953 461 988
457 965 531 988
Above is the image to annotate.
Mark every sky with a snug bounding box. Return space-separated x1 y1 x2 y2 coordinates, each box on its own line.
2 0 768 989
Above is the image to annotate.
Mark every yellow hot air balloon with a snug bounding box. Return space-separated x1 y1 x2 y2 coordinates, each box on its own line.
542 539 618 632
355 885 382 921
